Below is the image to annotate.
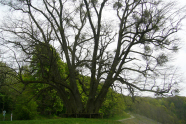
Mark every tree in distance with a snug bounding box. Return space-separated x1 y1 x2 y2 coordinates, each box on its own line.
0 0 184 114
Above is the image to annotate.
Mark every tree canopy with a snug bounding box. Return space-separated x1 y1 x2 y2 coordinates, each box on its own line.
0 0 185 114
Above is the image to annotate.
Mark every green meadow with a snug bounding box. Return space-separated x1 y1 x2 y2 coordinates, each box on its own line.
0 118 121 124
0 113 130 124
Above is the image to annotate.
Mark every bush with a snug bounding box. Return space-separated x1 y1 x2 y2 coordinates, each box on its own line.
13 99 38 120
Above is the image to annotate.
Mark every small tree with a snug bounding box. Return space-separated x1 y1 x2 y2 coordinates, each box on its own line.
0 0 185 114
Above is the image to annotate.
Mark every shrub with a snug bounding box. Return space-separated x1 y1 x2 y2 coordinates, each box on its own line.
13 99 38 120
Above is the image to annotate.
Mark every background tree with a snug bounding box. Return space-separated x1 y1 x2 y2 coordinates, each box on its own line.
0 0 185 114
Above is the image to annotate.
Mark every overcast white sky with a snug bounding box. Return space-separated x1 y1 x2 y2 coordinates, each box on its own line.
171 0 186 96
0 0 186 96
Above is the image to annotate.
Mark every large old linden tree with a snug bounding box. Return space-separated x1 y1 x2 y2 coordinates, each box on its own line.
0 0 184 114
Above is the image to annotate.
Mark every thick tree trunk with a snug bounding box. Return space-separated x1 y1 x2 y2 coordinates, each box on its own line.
68 67 84 113
86 80 99 113
57 85 85 114
94 79 114 113
94 86 109 113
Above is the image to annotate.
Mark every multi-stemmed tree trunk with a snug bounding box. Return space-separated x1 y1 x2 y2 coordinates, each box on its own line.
0 0 184 114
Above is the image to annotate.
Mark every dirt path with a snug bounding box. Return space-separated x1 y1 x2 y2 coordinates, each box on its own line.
117 114 135 121
118 114 161 124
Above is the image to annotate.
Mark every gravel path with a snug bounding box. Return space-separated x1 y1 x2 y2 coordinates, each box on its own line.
117 114 135 121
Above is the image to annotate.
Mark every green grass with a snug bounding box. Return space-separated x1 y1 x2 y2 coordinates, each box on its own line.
0 112 131 124
0 113 130 124
0 118 123 124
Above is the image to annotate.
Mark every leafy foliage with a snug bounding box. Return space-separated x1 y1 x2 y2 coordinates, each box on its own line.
100 89 126 118
14 99 38 120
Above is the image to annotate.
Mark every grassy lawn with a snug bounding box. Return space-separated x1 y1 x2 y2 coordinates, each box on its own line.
1 113 161 124
0 118 123 124
0 113 130 124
